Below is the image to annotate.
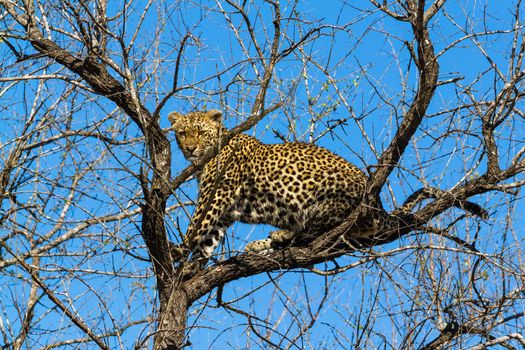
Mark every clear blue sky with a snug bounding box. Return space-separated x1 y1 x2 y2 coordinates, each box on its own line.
1 0 524 349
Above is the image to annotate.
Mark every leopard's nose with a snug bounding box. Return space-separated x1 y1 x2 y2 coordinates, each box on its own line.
185 144 197 154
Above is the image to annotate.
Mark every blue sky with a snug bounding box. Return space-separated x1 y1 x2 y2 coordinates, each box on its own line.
1 0 524 349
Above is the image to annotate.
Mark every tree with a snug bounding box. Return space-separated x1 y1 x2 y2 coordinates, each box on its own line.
1 0 524 349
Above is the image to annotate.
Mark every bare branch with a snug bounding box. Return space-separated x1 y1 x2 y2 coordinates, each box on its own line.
0 241 110 350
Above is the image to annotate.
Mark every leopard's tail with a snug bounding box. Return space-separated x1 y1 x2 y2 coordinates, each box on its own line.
342 187 487 248
393 187 488 219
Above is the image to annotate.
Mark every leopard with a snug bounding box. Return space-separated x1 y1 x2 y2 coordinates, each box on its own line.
168 109 486 262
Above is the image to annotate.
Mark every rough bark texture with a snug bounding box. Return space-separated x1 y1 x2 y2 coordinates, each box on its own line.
3 0 524 349
4 4 436 349
2 3 178 346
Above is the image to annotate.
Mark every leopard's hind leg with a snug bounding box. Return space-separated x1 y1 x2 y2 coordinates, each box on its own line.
245 229 296 254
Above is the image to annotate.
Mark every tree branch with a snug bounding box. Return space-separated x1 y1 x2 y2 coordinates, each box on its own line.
367 3 439 198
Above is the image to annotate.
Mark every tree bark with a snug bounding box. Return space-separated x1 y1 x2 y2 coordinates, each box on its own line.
4 1 524 348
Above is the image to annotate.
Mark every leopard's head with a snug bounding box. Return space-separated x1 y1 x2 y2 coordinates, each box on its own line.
168 110 224 162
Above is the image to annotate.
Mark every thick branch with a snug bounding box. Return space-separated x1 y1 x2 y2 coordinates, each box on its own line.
181 151 524 305
1 0 176 334
367 10 439 197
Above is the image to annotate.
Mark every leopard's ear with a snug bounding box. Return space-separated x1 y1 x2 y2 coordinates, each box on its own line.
205 109 222 123
167 111 183 125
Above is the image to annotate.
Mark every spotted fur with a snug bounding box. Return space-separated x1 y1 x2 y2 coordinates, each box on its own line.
169 109 380 259
169 110 485 260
